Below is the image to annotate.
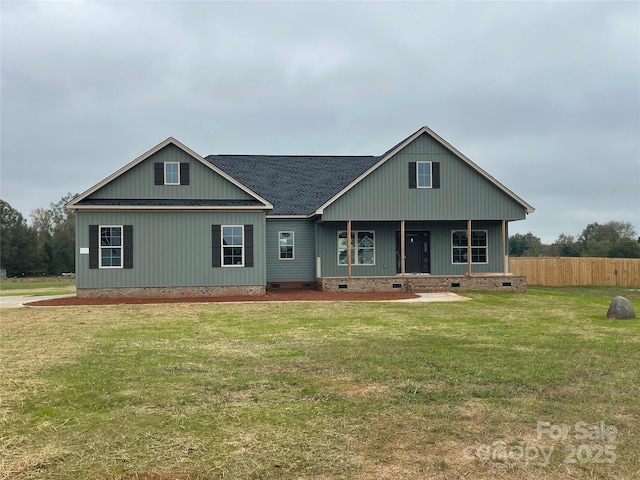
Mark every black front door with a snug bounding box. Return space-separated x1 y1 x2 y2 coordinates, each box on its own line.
397 231 430 273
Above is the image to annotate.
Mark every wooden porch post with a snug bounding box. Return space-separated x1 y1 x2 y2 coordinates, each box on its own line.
400 220 406 276
467 219 472 276
347 220 352 279
502 220 507 275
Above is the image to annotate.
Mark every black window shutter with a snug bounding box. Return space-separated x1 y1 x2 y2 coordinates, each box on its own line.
432 162 441 189
154 162 164 185
180 163 190 185
123 225 133 269
89 225 99 269
244 225 254 267
212 225 221 267
408 162 417 189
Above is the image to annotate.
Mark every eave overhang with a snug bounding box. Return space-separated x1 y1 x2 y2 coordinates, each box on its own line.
72 206 268 212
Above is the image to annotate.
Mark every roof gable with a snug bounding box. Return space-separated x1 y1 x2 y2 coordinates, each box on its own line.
67 127 533 218
68 138 272 210
316 126 534 215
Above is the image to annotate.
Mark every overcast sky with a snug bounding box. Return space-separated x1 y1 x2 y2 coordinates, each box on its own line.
1 1 638 243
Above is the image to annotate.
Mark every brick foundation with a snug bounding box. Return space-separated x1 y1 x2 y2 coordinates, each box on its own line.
267 281 318 290
319 275 526 293
77 285 266 298
77 275 525 298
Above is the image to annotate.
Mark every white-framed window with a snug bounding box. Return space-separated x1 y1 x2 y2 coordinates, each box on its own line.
452 230 488 264
164 162 180 185
100 226 123 268
222 225 244 266
338 230 375 266
279 231 294 260
417 161 432 188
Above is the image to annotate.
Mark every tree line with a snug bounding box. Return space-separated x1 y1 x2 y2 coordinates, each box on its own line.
509 221 640 258
1 194 76 277
1 195 638 278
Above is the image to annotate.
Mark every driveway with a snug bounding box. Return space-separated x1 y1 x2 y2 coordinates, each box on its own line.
0 294 76 309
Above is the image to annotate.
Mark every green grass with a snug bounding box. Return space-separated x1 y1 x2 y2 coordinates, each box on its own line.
0 278 76 296
1 288 639 479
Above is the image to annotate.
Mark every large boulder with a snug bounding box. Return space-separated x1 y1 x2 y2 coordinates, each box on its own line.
606 296 636 319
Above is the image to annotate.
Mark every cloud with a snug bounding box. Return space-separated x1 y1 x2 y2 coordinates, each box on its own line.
1 0 638 243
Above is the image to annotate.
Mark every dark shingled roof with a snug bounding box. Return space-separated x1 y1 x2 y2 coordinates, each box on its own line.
206 155 380 215
78 199 264 207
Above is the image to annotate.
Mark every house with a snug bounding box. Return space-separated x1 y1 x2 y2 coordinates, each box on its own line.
67 126 534 298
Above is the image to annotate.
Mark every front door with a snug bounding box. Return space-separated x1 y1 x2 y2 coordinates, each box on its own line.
397 231 430 273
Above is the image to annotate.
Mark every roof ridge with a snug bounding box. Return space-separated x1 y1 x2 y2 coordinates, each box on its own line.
207 154 378 158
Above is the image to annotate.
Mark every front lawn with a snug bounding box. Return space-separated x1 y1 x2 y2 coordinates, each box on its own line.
0 278 76 297
1 288 638 479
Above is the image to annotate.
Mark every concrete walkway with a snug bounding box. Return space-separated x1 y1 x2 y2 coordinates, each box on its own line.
0 294 76 309
394 292 471 302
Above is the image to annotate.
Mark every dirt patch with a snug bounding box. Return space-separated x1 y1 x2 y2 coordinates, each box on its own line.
26 289 418 307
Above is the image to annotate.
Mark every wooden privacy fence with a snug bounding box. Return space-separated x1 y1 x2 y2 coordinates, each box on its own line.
509 257 640 287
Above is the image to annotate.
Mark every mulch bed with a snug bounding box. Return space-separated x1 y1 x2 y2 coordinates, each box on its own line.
26 289 418 307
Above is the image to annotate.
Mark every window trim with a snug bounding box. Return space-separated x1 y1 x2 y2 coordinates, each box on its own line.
278 231 295 260
99 225 123 269
451 229 488 265
164 162 180 185
337 230 376 266
416 161 433 188
221 225 244 267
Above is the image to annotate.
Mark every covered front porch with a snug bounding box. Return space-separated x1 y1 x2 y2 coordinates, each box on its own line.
314 219 526 292
316 220 515 274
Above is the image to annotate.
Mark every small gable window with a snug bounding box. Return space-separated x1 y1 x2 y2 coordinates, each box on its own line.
452 230 488 264
154 162 190 186
409 161 440 189
417 161 432 188
164 162 180 185
279 231 294 260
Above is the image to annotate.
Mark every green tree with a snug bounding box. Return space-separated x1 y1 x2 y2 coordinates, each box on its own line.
509 233 528 256
40 193 77 275
30 207 54 274
509 232 542 256
579 221 638 258
546 234 581 257
608 238 640 258
0 200 39 276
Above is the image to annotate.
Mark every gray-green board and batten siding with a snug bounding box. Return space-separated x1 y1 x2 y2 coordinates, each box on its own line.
91 144 255 201
265 219 316 283
321 133 527 222
71 129 531 295
76 210 265 289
